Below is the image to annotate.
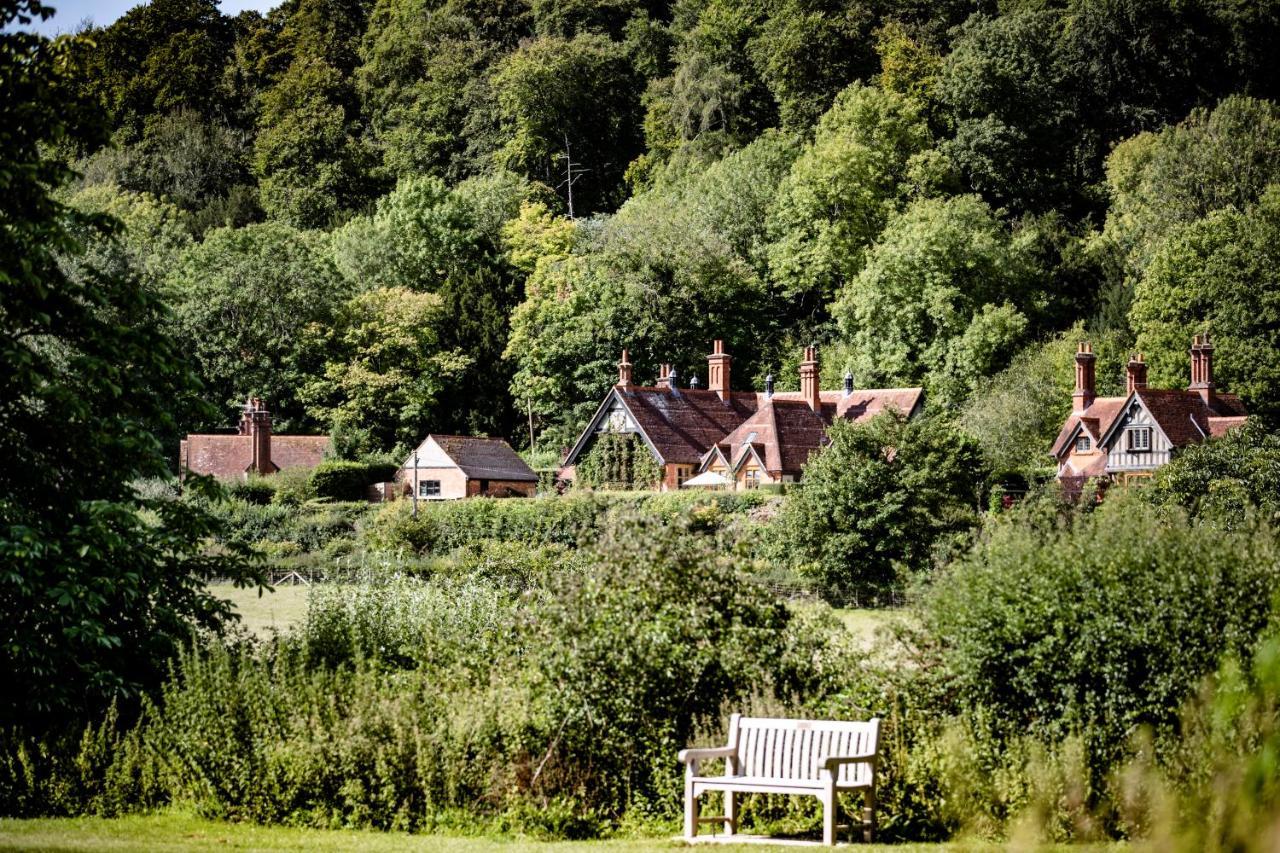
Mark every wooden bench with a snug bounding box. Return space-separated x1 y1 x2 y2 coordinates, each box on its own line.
678 714 880 846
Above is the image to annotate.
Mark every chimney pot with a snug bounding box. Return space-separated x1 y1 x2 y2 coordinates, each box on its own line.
1189 333 1215 407
689 374 700 389
843 370 854 397
1126 352 1148 394
800 344 821 412
765 374 774 398
707 339 733 402
1073 341 1097 414
617 348 633 387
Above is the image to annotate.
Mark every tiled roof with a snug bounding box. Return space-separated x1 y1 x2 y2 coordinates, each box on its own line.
1208 415 1248 437
1050 398 1126 458
617 387 762 465
180 433 330 479
271 436 331 471
181 435 253 479
432 435 537 481
1052 389 1249 459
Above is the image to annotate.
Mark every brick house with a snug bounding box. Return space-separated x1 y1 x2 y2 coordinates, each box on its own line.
399 435 538 500
1051 335 1248 486
180 397 329 480
561 341 923 491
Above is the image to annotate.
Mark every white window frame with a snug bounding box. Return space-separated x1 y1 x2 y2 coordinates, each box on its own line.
1126 427 1151 452
419 479 441 498
1075 435 1091 452
743 469 760 490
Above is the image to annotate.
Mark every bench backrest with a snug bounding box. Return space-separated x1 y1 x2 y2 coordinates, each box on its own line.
728 715 879 786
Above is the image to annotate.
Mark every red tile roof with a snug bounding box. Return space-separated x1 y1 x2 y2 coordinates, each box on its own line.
614 386 922 474
1052 389 1249 460
180 433 330 479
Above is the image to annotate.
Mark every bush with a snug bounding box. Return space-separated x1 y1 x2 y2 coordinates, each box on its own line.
226 475 275 505
772 412 989 606
1145 420 1280 526
310 460 399 502
921 491 1280 776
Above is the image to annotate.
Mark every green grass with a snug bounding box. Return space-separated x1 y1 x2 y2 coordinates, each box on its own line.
211 583 311 637
0 813 999 852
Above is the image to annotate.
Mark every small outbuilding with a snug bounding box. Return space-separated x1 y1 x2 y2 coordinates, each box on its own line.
400 435 537 500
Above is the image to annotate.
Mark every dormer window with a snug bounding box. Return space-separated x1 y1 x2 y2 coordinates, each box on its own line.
1126 427 1151 452
1075 436 1091 452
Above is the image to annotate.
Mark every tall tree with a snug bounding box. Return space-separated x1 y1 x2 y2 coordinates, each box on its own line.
0 0 260 724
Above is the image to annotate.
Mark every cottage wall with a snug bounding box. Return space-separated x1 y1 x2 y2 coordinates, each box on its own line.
406 466 469 500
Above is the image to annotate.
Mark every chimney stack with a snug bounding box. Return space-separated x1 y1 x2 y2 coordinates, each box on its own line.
617 349 632 387
656 364 670 390
707 339 732 402
1073 342 1096 415
243 396 272 476
1126 352 1148 394
1189 334 1215 407
800 344 820 412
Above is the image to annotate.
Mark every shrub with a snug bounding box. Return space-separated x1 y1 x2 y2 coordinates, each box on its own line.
226 475 275 505
921 491 1280 776
270 467 314 505
310 460 398 502
1145 420 1280 526
772 412 988 605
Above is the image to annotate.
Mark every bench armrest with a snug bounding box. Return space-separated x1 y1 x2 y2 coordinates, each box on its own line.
821 752 879 774
678 746 737 764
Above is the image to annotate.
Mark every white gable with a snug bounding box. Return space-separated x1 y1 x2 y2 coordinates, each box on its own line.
1102 398 1173 473
401 436 458 470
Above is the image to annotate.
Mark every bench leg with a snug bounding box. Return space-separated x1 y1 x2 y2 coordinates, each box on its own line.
725 791 737 836
821 786 837 846
863 787 876 843
684 778 699 840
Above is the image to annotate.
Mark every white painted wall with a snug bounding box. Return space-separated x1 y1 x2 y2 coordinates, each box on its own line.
1105 401 1173 473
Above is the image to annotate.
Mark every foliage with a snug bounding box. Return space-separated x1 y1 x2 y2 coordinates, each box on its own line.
0 1 261 725
958 326 1130 476
300 287 470 453
922 492 1280 776
832 194 1039 405
165 221 351 430
1130 185 1280 420
772 412 988 605
1145 421 1280 526
574 432 661 490
308 460 400 502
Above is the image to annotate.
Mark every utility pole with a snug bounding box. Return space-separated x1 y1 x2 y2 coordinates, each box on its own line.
411 447 419 519
527 398 535 451
556 133 589 220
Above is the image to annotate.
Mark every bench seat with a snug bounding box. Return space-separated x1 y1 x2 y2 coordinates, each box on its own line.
679 714 880 846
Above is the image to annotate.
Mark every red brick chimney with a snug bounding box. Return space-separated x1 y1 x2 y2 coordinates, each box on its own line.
617 349 632 387
800 345 820 412
708 339 731 402
1073 342 1096 414
656 364 671 390
244 396 272 475
1126 352 1148 394
1189 334 1215 407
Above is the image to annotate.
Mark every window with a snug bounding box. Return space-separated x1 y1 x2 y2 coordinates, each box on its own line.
743 469 760 490
676 466 691 486
1075 436 1091 452
1126 427 1151 452
419 479 441 498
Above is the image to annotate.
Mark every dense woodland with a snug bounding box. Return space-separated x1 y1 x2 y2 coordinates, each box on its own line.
8 0 1280 846
36 0 1280 459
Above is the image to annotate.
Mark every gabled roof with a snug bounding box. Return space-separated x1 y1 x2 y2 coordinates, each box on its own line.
180 433 330 478
419 435 538 482
566 383 924 472
1053 389 1249 459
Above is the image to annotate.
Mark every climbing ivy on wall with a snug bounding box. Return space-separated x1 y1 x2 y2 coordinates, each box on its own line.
576 431 661 490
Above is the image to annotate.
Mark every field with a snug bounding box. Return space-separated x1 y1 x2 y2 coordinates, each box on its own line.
0 813 1092 852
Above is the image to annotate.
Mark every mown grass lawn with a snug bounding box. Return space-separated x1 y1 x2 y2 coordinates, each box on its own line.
212 582 311 637
0 813 1016 852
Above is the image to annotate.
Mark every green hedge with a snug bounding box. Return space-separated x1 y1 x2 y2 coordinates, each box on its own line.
309 460 399 502
365 490 773 555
